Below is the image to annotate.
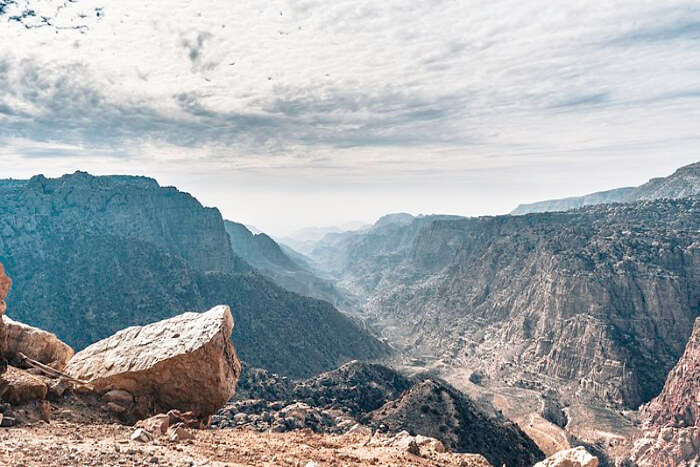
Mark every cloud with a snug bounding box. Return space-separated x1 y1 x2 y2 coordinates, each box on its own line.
0 0 699 232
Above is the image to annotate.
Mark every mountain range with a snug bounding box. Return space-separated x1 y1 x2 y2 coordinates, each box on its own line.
0 172 386 378
511 161 700 215
299 162 700 409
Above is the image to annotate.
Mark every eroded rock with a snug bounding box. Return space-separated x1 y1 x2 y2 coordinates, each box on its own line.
65 305 241 417
534 446 599 467
3 316 74 370
1 366 48 404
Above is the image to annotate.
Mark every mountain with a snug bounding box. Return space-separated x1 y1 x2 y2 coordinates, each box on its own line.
306 198 699 408
630 317 700 466
278 222 370 255
511 161 700 214
370 379 544 467
0 172 387 378
223 221 351 308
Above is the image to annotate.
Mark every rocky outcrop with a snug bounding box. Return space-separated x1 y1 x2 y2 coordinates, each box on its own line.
512 160 699 214
630 317 700 466
3 316 73 370
534 446 599 467
1 366 48 404
369 379 545 467
0 262 10 373
65 306 241 417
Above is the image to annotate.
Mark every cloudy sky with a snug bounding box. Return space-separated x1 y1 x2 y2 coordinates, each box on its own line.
0 0 698 235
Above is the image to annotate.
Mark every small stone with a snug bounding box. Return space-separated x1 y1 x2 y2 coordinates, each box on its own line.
102 389 134 407
167 422 194 442
407 440 421 456
105 402 127 414
0 415 17 427
130 428 153 443
40 400 51 422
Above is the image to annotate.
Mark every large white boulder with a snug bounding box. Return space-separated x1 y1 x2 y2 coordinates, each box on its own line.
534 446 599 467
65 305 241 417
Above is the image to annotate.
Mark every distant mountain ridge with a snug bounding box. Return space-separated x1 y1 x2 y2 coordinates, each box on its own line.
0 172 387 378
511 161 700 214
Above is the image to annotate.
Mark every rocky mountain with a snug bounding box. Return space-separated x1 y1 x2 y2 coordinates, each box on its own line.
0 172 387 378
630 317 700 466
224 221 350 307
278 222 369 255
511 161 700 214
306 198 699 408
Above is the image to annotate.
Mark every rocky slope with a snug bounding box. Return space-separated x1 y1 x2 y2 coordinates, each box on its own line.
308 198 699 408
512 160 699 214
630 317 700 466
214 361 544 465
369 379 544 467
0 172 387 378
224 220 350 307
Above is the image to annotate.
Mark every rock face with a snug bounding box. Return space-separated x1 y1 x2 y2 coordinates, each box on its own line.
534 446 599 467
65 306 241 417
3 316 74 370
307 198 699 408
0 262 10 371
369 379 544 467
511 160 700 214
630 317 700 466
0 172 387 378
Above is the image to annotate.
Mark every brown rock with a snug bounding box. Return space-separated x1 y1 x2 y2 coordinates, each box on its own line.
1 366 48 404
40 400 51 422
631 317 700 466
136 414 170 435
65 305 241 417
105 402 127 414
0 262 10 317
102 389 134 407
166 422 194 442
3 316 74 370
0 262 11 373
533 447 599 467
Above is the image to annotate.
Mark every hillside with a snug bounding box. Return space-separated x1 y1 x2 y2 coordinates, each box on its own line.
224 221 350 307
307 198 700 408
511 160 700 214
0 172 387 378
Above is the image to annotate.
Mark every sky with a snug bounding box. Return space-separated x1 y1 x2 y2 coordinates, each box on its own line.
0 0 698 236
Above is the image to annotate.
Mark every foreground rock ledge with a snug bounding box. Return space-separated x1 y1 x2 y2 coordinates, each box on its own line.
65 305 241 417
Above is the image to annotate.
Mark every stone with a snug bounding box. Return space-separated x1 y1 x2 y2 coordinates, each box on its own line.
105 402 127 414
2 316 74 371
166 423 194 442
40 400 51 422
136 414 170 435
534 446 599 467
1 366 48 404
0 414 16 427
130 428 153 443
406 440 421 456
0 262 11 373
102 389 134 407
65 305 241 417
0 262 10 317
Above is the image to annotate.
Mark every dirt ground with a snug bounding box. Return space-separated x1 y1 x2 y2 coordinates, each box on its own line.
0 420 492 467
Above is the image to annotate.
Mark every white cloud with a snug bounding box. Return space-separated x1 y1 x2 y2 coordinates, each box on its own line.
0 0 698 233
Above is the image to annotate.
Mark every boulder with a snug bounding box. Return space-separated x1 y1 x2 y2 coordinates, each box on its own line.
65 305 241 417
0 262 11 372
534 447 599 467
0 262 10 317
1 366 48 404
3 316 74 370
